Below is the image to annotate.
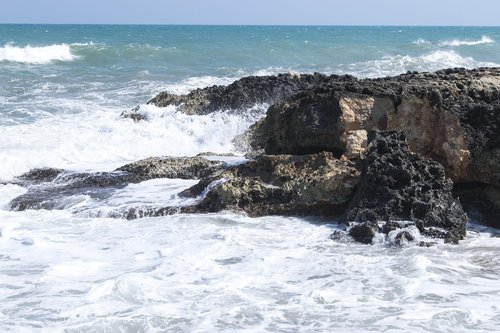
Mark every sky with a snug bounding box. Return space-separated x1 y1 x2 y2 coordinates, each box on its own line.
1 0 499 25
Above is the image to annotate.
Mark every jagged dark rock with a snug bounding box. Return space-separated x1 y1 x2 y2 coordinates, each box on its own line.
349 222 379 244
249 68 500 186
146 72 342 115
121 106 148 122
345 131 467 244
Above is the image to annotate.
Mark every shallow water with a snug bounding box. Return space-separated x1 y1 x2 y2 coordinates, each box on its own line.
1 204 499 332
1 25 500 332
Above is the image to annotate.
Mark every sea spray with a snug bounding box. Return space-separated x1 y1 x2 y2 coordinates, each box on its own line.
0 43 77 64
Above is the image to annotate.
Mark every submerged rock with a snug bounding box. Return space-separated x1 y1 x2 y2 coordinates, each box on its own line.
120 105 147 122
9 157 224 211
345 131 467 244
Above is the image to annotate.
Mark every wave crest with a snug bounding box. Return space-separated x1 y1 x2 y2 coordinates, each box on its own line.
0 43 77 64
439 35 494 47
340 50 499 78
412 38 431 46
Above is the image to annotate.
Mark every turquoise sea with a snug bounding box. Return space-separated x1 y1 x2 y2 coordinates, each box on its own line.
1 25 499 332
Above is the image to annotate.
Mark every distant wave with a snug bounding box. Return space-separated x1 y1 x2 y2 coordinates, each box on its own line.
412 38 431 46
0 43 77 64
439 35 494 47
339 50 499 78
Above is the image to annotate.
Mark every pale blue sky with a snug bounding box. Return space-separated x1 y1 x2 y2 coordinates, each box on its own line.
1 0 499 25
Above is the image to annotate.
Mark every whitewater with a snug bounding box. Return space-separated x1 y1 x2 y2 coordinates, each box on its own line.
1 25 500 332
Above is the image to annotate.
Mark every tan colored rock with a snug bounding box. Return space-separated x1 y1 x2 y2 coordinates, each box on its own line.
192 152 361 216
339 96 374 131
385 97 470 181
343 130 368 159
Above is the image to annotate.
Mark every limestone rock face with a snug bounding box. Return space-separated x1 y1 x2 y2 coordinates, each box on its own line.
249 68 500 186
345 131 467 244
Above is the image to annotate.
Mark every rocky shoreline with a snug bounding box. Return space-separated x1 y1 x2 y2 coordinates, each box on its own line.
9 68 500 245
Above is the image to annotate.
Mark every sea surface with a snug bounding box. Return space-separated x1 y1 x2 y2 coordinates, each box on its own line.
1 25 500 332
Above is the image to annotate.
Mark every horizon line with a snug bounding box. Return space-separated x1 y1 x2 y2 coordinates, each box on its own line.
1 23 500 28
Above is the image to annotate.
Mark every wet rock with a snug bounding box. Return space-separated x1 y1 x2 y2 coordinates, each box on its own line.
147 72 343 115
17 168 64 184
454 183 500 228
183 152 360 217
9 156 224 212
249 68 500 186
348 222 379 244
393 230 415 246
121 105 148 122
116 156 223 180
345 131 467 243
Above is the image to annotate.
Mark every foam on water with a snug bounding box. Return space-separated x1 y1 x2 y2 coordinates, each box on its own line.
71 178 200 218
338 50 499 78
0 102 265 180
0 43 77 64
412 38 432 46
0 209 499 332
439 35 495 47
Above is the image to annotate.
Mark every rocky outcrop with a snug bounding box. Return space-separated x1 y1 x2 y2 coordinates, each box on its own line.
182 152 360 216
116 156 223 180
9 157 224 211
10 68 500 244
454 182 500 227
249 68 500 185
145 73 344 115
345 131 467 244
8 153 359 219
125 68 498 191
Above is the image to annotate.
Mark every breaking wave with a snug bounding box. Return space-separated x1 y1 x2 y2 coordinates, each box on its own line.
412 38 432 46
439 35 494 47
0 43 77 64
339 50 499 78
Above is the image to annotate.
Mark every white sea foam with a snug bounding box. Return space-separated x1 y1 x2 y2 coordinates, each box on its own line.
71 178 200 218
0 43 77 64
0 209 498 332
0 103 265 180
439 35 495 47
339 50 499 78
412 38 432 46
164 76 239 95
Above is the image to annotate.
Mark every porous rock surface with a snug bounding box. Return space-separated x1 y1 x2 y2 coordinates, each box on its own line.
345 131 467 244
249 68 500 186
181 152 360 217
147 73 333 115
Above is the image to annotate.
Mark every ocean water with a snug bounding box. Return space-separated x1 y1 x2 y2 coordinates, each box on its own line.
1 25 500 332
